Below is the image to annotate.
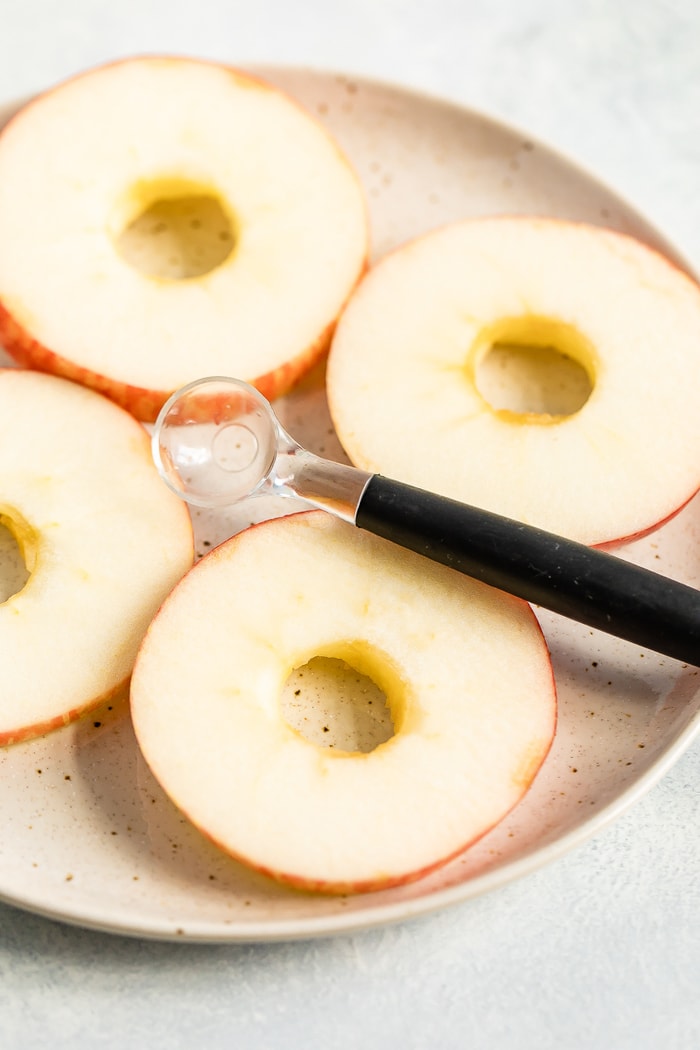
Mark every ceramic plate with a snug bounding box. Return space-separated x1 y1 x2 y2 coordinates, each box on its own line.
0 66 698 942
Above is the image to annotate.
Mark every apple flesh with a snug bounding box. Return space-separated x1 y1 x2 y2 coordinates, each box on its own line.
0 57 368 421
326 216 700 548
0 369 193 745
130 511 556 894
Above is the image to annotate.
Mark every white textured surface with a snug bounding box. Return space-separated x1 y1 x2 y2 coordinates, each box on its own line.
0 1 699 1047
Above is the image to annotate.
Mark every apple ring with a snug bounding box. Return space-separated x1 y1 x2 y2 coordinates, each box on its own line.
327 216 700 547
0 369 193 745
0 57 368 421
130 511 556 894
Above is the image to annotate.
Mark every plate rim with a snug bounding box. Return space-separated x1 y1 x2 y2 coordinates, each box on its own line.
2 707 697 944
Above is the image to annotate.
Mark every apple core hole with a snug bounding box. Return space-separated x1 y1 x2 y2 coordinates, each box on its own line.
115 191 236 280
472 316 595 421
280 656 395 753
0 518 31 603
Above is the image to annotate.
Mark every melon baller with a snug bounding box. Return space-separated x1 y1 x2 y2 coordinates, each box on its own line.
152 375 700 666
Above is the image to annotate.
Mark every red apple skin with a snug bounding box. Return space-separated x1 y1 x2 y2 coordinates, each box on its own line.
0 677 128 748
595 488 700 552
0 297 355 422
0 56 370 422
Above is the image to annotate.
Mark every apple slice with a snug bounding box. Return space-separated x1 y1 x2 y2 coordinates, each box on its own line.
130 511 556 894
0 369 193 745
327 216 700 548
0 57 368 421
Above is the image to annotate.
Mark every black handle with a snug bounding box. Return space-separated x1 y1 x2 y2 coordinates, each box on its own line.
356 475 700 666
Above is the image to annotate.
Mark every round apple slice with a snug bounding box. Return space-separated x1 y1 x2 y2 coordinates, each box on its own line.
0 56 368 421
130 511 556 894
327 216 700 547
0 369 193 745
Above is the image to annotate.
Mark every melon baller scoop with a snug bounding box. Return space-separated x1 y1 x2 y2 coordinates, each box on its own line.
152 375 700 667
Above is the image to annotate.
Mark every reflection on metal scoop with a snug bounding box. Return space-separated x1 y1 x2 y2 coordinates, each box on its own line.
153 376 700 666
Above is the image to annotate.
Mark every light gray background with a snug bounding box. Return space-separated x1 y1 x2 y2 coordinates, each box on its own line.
0 1 698 1047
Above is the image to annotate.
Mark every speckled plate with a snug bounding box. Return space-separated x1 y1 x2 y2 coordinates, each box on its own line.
0 66 699 943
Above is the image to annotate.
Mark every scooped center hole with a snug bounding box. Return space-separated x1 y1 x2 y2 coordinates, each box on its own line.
114 181 236 280
280 656 395 753
473 316 595 421
0 519 30 603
